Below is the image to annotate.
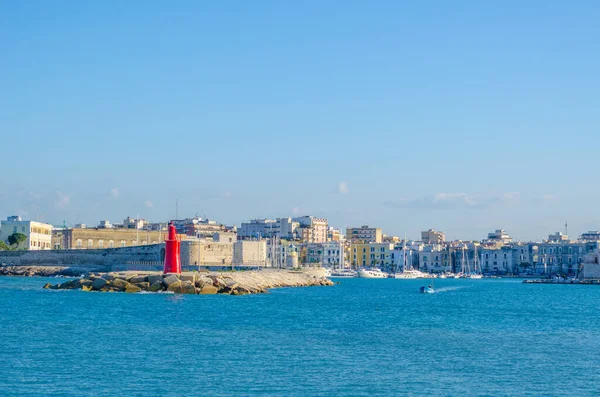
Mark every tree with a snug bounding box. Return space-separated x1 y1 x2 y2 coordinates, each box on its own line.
0 241 9 251
7 233 27 249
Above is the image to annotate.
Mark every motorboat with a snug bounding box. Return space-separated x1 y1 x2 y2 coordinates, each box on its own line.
419 285 435 294
323 268 332 277
330 269 358 278
357 268 388 278
391 269 429 279
466 274 483 279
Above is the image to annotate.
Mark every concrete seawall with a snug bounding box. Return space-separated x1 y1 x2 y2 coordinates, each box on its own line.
0 244 164 272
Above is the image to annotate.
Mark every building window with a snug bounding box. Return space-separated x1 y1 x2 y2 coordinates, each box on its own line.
76 239 82 248
98 240 104 248
87 240 93 248
121 241 126 247
109 240 114 248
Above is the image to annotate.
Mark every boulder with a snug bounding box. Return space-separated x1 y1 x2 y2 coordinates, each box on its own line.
198 275 213 286
180 280 196 294
129 275 148 284
180 274 196 284
149 281 164 292
82 285 92 292
200 285 218 295
109 278 130 291
147 274 163 285
125 285 142 293
167 282 182 293
134 282 150 290
104 274 115 281
59 279 84 290
163 274 180 287
211 277 228 289
92 278 107 291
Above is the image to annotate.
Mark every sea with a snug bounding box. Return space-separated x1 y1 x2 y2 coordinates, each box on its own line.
0 276 599 396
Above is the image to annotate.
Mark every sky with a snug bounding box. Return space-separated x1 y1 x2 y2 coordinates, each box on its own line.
1 0 599 241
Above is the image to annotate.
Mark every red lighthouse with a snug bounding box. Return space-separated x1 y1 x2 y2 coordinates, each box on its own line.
163 222 181 274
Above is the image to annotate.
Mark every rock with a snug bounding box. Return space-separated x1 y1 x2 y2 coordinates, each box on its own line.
43 283 53 289
59 279 84 289
149 281 164 292
104 274 115 281
147 274 163 285
129 275 148 284
234 286 251 295
198 275 213 286
82 285 92 292
180 274 196 284
180 280 196 294
109 278 130 291
92 278 107 291
134 282 150 290
167 282 182 292
211 277 228 289
224 279 238 289
200 285 218 294
163 274 180 287
125 285 142 293
166 281 195 294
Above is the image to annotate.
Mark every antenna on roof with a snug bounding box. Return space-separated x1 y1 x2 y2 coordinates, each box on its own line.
565 221 568 237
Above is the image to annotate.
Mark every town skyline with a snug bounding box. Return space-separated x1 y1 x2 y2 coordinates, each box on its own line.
0 208 594 244
2 1 600 242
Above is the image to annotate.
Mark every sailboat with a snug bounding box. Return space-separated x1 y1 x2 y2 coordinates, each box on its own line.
391 237 428 279
468 245 483 278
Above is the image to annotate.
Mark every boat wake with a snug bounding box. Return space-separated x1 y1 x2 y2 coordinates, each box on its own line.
432 286 463 293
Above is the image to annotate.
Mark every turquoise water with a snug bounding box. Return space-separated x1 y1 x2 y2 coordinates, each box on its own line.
1 277 599 396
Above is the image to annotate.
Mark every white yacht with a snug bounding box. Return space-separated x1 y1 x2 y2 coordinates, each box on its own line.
323 268 332 277
391 269 429 279
330 269 358 278
358 268 388 278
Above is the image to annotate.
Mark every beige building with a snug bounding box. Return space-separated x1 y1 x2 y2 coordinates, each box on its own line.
421 229 446 244
51 227 186 250
181 240 234 267
347 226 383 243
0 216 53 250
233 240 267 266
294 216 328 243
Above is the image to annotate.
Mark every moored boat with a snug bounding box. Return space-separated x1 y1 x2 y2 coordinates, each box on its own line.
358 268 388 278
330 269 358 278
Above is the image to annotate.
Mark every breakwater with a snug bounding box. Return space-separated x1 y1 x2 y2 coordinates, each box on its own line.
43 270 334 295
522 278 600 285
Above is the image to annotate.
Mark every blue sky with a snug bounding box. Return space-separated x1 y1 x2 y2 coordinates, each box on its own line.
1 0 599 241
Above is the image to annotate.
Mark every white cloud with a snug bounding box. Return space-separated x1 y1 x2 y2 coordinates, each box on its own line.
385 192 522 210
539 194 557 201
55 192 71 209
144 200 153 208
338 181 349 194
110 188 119 198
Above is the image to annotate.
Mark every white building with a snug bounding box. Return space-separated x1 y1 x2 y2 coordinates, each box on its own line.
0 216 53 250
480 246 515 274
486 229 512 244
306 241 344 267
